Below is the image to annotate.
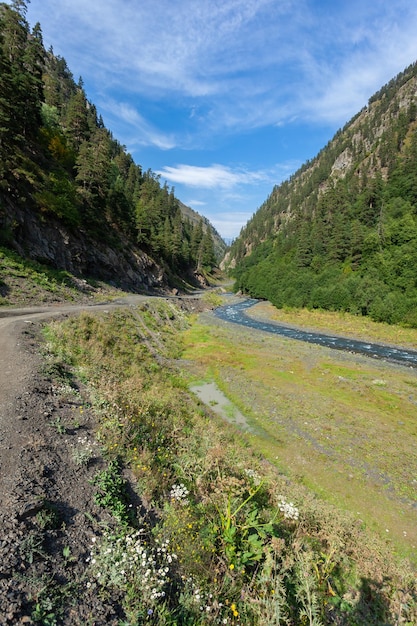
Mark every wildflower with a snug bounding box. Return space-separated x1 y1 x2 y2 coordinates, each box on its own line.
278 497 299 521
229 563 235 570
244 468 261 485
170 483 190 504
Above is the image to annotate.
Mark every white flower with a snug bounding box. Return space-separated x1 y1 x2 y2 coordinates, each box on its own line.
278 497 299 521
244 468 261 485
169 483 190 504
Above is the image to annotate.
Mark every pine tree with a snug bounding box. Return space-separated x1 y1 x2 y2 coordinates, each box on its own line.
200 229 216 271
1 0 42 142
0 26 14 178
64 88 91 150
75 128 111 224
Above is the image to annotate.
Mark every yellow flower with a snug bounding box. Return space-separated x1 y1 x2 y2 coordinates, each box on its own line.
229 563 235 570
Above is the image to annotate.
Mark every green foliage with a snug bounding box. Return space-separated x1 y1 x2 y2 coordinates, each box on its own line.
31 596 58 626
35 501 61 531
0 3 220 287
44 303 417 625
93 458 136 526
0 246 79 296
230 62 417 326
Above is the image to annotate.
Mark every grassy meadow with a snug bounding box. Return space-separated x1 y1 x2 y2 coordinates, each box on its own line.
183 301 417 561
43 298 417 624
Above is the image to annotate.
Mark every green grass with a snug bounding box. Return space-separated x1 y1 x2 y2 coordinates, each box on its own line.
249 301 417 348
43 300 417 624
182 312 417 564
0 246 123 305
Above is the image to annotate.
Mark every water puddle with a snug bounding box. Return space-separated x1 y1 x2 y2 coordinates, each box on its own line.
190 381 253 432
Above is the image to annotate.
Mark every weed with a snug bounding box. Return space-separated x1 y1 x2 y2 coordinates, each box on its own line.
35 502 61 531
31 596 58 626
19 531 47 564
86 529 177 620
43 300 417 624
49 416 67 435
92 459 136 526
28 575 80 626
71 435 98 466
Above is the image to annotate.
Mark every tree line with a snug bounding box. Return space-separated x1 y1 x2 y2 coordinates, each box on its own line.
0 1 217 275
230 61 417 327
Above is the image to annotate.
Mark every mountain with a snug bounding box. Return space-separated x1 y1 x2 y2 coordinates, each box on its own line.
0 2 223 295
226 61 417 326
178 200 228 260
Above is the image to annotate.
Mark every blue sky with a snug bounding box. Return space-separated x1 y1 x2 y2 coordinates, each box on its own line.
22 0 417 240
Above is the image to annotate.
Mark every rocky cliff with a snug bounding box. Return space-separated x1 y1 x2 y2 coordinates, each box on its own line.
1 196 165 292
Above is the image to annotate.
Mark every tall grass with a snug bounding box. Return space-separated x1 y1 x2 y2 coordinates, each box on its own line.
44 301 417 625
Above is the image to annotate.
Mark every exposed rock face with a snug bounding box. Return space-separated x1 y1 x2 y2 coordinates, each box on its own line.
1 199 165 292
331 148 352 178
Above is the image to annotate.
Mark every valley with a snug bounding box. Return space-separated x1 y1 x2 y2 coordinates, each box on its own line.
1 289 417 623
182 296 417 562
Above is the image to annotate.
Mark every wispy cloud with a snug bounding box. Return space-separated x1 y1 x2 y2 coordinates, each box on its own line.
99 101 177 150
209 212 253 239
24 0 417 239
156 164 270 189
296 0 417 125
28 0 417 135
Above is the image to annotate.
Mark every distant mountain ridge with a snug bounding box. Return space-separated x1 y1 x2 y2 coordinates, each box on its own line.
227 61 417 326
0 2 224 293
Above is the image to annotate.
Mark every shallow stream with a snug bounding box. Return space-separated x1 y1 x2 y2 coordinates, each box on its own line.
215 298 417 368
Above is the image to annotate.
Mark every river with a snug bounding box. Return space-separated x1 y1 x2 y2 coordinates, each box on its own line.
215 298 417 368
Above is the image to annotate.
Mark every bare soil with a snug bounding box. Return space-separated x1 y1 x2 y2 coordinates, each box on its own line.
0 306 128 624
0 294 214 624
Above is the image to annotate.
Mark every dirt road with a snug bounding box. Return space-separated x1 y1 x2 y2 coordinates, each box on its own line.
0 299 149 505
0 292 211 623
0 298 152 624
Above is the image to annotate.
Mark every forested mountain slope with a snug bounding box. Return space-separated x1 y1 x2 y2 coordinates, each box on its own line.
227 61 417 326
0 2 223 293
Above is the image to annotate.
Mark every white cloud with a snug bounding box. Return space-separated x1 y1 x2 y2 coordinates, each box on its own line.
27 0 417 135
208 212 254 240
297 1 417 126
185 199 206 207
156 163 268 189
